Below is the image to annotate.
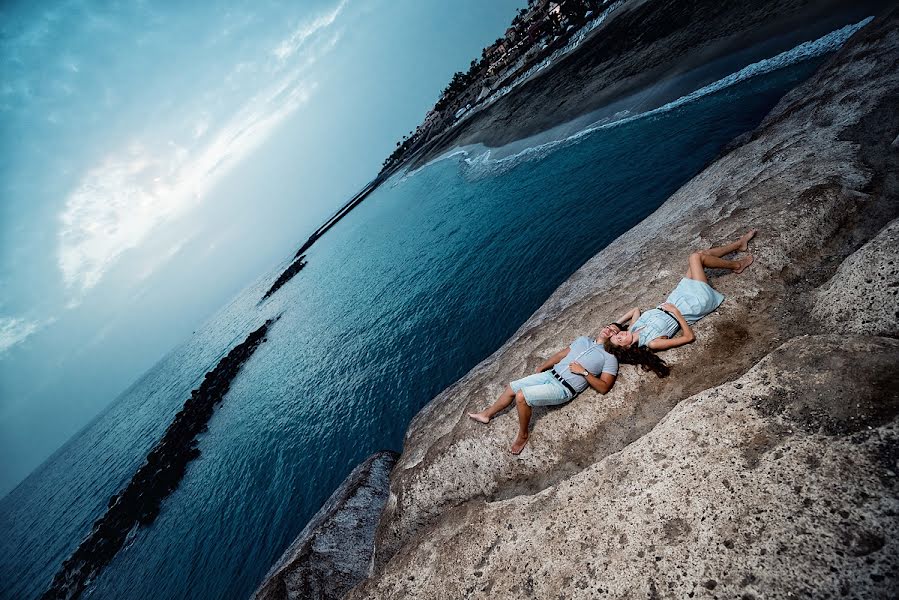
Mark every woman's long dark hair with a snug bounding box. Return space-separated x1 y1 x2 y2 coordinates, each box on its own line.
604 339 670 378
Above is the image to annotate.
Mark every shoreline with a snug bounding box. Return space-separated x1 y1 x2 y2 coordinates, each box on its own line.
406 0 891 169
403 15 869 177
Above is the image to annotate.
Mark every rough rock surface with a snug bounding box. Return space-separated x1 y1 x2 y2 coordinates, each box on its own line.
252 451 398 600
813 218 899 336
347 10 899 600
351 336 898 598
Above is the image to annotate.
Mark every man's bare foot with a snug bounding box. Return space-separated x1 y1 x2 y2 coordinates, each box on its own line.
510 435 529 455
468 412 490 424
738 229 758 252
734 254 754 274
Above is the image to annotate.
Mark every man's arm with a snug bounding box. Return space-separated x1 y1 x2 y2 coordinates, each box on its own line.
535 348 570 373
584 372 616 394
568 360 617 394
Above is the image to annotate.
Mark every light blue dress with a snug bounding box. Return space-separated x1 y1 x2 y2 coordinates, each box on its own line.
633 278 725 347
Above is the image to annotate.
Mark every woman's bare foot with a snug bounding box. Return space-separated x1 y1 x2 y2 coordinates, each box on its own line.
738 229 758 252
734 254 754 274
510 434 529 455
468 412 490 424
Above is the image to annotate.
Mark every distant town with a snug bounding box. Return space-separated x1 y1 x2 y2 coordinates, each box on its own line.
380 0 618 173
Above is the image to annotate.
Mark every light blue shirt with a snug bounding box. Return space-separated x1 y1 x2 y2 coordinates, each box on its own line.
554 336 619 393
633 309 680 347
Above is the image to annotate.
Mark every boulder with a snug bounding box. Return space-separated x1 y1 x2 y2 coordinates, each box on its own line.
813 218 899 336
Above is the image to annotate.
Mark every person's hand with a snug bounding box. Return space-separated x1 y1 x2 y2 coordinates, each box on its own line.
569 361 588 377
660 302 681 315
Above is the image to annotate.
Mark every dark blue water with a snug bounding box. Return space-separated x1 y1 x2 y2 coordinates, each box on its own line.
1 57 824 600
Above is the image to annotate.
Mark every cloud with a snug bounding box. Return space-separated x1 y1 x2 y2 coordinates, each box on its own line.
56 2 348 299
192 115 210 139
134 237 191 283
0 316 53 354
273 0 348 62
58 149 179 293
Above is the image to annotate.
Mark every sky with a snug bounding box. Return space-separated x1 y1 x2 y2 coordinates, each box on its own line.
0 0 526 497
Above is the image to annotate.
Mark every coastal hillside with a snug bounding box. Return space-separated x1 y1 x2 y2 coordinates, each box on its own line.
347 10 899 599
400 0 890 168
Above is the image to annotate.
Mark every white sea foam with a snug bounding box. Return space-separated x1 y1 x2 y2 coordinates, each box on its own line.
398 15 872 184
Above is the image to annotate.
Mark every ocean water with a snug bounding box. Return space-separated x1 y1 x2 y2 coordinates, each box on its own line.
1 54 829 599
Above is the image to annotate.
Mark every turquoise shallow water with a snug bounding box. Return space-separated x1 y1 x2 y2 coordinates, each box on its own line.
1 57 824 600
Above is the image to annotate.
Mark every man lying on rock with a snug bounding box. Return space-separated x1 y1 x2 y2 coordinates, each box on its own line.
468 323 627 455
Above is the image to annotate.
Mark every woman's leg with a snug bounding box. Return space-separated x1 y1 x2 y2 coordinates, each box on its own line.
685 230 756 281
468 385 516 423
686 252 753 282
511 390 532 454
700 229 757 256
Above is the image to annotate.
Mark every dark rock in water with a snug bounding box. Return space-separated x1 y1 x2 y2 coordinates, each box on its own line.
252 451 399 600
262 255 308 301
40 319 273 600
283 174 389 278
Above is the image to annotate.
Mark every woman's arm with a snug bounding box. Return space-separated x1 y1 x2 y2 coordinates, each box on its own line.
535 347 570 373
616 307 641 326
647 303 695 351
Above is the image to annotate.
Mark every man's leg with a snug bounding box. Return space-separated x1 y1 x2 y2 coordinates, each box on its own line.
511 390 532 455
468 385 516 424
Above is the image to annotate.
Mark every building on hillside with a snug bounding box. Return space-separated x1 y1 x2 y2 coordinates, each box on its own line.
487 57 508 77
548 1 562 18
419 109 440 130
525 18 550 43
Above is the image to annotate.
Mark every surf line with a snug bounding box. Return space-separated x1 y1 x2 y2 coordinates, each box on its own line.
412 15 875 180
41 318 275 600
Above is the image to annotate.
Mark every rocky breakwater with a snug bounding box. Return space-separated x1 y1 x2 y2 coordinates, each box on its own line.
252 451 399 600
262 254 308 302
347 10 899 599
42 319 274 600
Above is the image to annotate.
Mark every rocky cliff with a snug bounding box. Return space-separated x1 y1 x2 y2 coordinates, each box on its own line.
347 10 899 599
252 451 398 600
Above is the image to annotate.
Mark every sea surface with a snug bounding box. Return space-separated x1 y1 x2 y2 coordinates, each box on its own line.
0 23 863 600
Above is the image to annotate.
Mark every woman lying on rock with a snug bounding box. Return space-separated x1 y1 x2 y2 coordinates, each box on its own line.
606 230 756 367
468 323 626 455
